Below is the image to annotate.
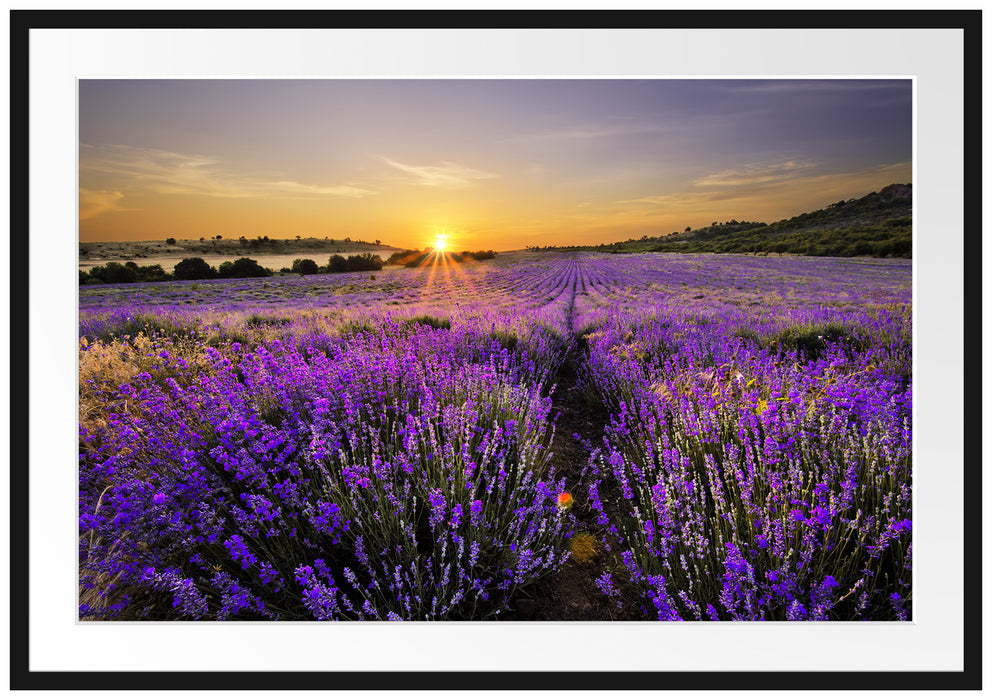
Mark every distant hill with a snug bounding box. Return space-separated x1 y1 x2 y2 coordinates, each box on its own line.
540 184 912 258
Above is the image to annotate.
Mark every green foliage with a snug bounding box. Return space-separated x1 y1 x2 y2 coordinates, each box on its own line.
737 322 866 361
406 315 452 330
457 250 498 261
291 258 320 275
387 250 422 266
84 260 173 284
404 253 433 268
335 318 382 339
217 258 272 279
132 263 170 282
326 253 384 273
245 314 292 329
488 328 519 353
87 261 138 284
346 253 384 272
173 257 215 281
327 254 349 273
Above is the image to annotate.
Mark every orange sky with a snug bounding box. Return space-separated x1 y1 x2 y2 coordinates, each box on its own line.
79 79 912 250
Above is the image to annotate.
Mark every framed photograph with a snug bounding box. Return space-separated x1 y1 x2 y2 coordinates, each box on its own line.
9 7 981 693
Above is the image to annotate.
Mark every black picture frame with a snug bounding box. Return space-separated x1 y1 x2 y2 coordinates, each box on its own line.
9 8 982 692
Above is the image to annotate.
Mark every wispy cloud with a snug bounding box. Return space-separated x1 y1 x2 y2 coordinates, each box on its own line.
79 143 377 207
380 157 498 188
263 181 375 198
497 120 704 145
79 188 129 220
618 159 816 206
618 189 765 208
615 161 911 221
693 160 815 188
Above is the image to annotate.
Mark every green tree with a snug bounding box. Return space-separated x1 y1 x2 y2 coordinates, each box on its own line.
217 257 271 278
173 257 215 280
346 253 384 272
136 264 170 282
88 261 138 284
291 258 319 275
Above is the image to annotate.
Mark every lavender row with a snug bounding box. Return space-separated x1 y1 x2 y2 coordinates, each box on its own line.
79 251 912 621
80 252 909 328
581 305 912 620
80 317 573 620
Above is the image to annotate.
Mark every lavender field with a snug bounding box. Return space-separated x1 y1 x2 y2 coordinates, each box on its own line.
79 251 912 621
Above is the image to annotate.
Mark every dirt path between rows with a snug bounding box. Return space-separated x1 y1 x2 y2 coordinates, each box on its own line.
502 350 639 621
500 259 643 622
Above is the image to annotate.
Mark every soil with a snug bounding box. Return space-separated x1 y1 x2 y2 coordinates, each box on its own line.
500 350 643 622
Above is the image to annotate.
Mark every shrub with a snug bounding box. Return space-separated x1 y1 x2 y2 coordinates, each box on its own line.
135 264 171 282
461 250 497 261
346 253 384 272
406 315 451 330
291 258 320 275
217 258 272 279
87 262 138 284
387 250 422 266
173 257 215 280
327 255 348 273
245 314 292 329
325 253 384 273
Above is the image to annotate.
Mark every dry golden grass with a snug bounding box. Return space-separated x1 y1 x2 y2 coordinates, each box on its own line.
78 330 241 441
79 335 151 435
